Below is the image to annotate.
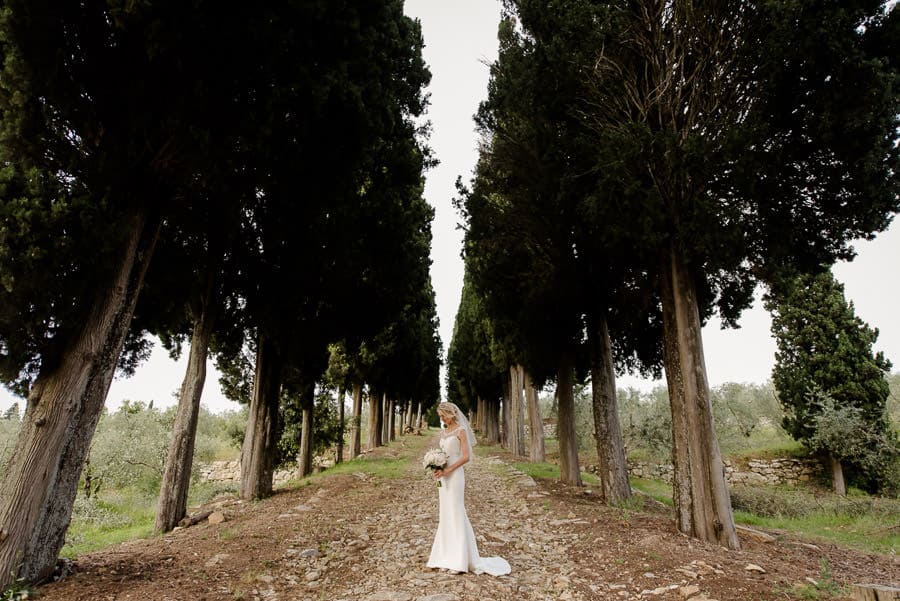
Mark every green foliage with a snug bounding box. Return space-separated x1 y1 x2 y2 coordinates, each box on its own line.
84 402 242 496
767 270 895 491
612 382 792 462
617 387 673 462
0 574 35 601
807 391 900 494
87 402 172 495
62 492 155 558
278 389 344 467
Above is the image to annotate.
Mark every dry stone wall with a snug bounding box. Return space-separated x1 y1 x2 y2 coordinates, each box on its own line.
203 455 823 488
199 458 335 486
625 457 823 486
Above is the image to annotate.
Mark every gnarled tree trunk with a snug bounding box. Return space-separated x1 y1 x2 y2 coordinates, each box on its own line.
0 212 159 588
240 335 283 500
557 350 582 486
155 278 218 532
589 314 631 504
660 243 739 549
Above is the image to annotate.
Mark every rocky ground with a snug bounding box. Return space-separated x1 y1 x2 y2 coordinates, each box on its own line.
37 432 897 601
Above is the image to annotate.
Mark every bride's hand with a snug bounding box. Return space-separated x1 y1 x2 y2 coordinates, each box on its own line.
434 469 444 479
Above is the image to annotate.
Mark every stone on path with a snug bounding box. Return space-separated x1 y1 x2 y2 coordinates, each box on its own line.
207 511 226 524
417 595 457 601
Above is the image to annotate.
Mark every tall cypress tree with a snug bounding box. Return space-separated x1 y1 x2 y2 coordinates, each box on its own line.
766 269 893 493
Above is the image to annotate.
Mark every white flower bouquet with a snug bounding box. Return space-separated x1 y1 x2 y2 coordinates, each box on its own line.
422 448 449 486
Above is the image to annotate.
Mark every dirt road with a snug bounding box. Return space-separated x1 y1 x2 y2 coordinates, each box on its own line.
37 431 897 600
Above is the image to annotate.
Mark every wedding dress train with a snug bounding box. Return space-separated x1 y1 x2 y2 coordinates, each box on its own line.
426 433 511 576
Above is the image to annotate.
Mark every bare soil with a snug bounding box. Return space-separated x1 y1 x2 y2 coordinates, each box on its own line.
36 433 898 601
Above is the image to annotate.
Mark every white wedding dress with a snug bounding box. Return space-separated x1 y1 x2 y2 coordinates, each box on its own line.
426 431 511 576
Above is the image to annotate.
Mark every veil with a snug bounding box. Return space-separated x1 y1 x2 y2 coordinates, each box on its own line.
442 402 476 464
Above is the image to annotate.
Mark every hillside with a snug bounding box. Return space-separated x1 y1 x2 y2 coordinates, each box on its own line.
36 432 896 601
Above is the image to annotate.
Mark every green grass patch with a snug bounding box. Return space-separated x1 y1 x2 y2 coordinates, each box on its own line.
282 454 410 490
725 437 807 462
511 460 600 487
630 477 674 507
737 509 899 554
632 478 899 554
62 492 156 558
514 461 559 480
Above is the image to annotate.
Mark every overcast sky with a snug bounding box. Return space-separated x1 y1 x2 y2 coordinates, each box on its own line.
1 0 897 415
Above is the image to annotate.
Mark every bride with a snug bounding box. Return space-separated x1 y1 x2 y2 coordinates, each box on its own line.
426 402 511 576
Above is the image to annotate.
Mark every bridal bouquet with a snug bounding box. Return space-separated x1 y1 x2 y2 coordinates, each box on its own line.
422 448 449 487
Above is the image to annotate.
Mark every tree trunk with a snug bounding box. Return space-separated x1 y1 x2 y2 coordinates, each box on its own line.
509 365 526 457
501 377 511 448
335 386 345 464
383 395 392 443
415 402 422 432
0 212 160 589
557 351 582 486
298 382 315 478
524 371 545 463
367 387 382 449
385 399 397 442
588 314 632 504
350 382 362 458
476 397 485 433
155 280 218 532
484 397 501 444
829 455 846 496
660 243 739 549
240 335 283 500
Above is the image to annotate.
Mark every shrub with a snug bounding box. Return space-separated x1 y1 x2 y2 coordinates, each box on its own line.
807 391 900 494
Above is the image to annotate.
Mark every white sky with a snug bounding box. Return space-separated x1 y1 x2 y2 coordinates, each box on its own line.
1 0 897 414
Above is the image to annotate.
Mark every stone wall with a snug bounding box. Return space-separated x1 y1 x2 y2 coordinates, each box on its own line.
199 459 334 486
625 457 823 486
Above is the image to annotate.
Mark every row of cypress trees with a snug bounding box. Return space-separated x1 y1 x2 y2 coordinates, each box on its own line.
447 0 898 550
0 0 441 588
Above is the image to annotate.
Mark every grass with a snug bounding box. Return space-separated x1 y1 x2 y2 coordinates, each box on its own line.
724 436 807 462
633 477 899 554
630 477 674 507
775 559 846 599
512 460 602 488
62 492 156 558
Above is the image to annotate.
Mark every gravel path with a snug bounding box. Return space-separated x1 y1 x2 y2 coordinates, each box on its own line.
36 429 899 601
267 432 589 601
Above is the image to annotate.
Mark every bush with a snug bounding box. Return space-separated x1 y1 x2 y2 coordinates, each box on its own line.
807 391 900 494
86 401 173 495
